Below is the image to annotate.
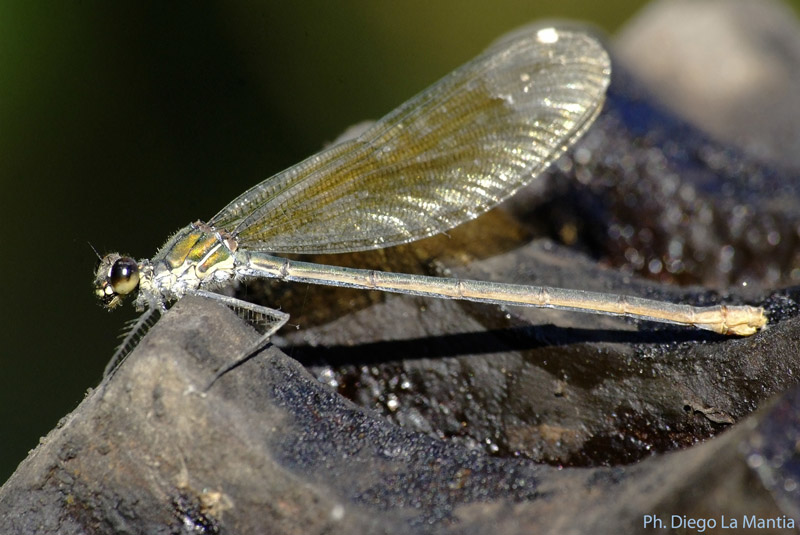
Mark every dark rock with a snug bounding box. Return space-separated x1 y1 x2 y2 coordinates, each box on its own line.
0 297 797 533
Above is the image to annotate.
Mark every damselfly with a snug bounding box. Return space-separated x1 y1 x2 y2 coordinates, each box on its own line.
94 26 767 381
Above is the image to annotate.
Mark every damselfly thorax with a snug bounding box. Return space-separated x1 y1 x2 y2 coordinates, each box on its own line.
95 221 238 310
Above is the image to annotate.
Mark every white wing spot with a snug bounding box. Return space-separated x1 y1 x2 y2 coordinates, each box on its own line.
536 27 559 44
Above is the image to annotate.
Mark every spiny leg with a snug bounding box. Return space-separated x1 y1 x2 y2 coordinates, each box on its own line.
102 304 163 384
191 290 290 391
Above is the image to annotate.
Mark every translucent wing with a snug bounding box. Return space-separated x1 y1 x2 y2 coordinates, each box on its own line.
209 26 611 254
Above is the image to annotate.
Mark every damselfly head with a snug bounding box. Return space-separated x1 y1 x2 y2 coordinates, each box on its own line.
94 253 141 309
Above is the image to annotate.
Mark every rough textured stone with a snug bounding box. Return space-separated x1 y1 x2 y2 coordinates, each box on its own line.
0 297 797 533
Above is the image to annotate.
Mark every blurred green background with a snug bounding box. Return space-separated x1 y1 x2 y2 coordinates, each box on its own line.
2 1 798 483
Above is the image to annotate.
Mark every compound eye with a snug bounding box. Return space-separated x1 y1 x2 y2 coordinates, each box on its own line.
108 257 140 295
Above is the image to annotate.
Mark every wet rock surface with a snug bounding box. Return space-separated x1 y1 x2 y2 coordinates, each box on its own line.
3 1 800 533
0 297 797 534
